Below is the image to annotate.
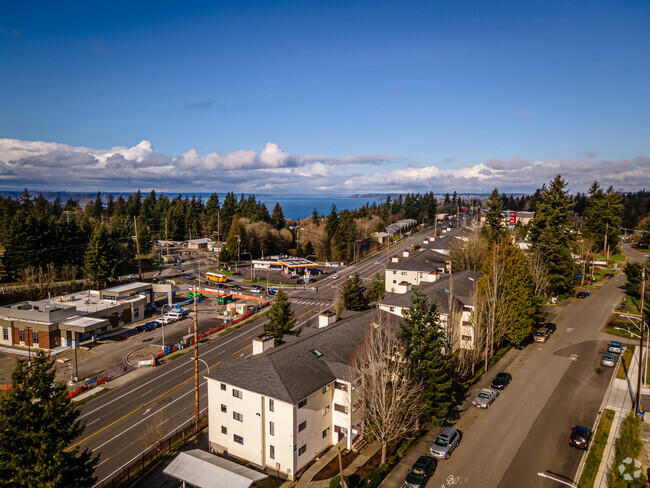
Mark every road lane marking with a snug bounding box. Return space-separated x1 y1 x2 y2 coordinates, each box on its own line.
139 389 153 397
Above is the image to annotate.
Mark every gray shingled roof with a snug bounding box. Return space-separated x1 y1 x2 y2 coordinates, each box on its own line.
206 312 370 403
386 250 448 271
379 270 480 313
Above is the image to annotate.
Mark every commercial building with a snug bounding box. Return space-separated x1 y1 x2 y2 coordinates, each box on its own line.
0 282 161 350
251 256 318 274
206 311 370 480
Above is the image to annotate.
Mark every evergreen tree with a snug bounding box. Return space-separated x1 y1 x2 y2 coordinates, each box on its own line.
295 242 304 257
84 224 116 287
0 352 98 487
226 216 243 258
584 181 623 252
399 289 453 425
311 209 320 226
529 175 576 295
366 273 386 303
271 203 286 230
642 217 650 248
304 241 315 259
341 273 366 311
484 188 505 241
264 290 296 345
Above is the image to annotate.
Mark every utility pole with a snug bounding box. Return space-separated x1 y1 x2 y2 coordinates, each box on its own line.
636 265 646 412
165 217 169 267
217 211 221 267
194 285 200 431
134 216 143 281
603 223 609 266
457 206 460 228
387 233 390 265
236 235 241 272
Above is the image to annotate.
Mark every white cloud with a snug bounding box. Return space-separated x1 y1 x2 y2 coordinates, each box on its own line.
0 138 648 194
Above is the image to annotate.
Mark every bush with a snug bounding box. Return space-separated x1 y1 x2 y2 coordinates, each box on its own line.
610 412 647 488
397 437 417 457
329 474 350 488
362 468 384 488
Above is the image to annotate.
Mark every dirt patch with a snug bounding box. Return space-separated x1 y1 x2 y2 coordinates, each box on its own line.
354 442 399 481
312 450 360 481
128 345 163 363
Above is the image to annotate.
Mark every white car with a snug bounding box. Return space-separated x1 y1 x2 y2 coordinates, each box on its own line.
472 388 499 408
332 274 339 280
250 285 263 294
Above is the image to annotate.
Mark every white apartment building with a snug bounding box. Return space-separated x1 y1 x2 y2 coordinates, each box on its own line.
384 249 448 293
206 312 369 480
379 270 480 350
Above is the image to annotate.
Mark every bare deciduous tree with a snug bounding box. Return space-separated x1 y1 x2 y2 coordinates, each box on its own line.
528 248 550 297
349 311 425 464
448 231 488 273
20 266 38 299
574 237 595 287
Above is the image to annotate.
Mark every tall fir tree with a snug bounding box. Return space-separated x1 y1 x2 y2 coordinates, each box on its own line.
484 188 505 242
529 175 576 295
271 203 286 230
264 291 296 345
84 224 116 287
583 181 623 252
341 273 366 311
399 289 453 425
0 352 98 487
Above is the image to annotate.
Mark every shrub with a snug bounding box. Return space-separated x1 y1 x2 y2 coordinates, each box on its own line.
610 412 647 488
396 436 418 457
329 474 350 488
362 468 384 488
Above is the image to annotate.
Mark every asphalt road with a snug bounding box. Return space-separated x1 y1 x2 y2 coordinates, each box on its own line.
424 265 627 488
73 221 459 487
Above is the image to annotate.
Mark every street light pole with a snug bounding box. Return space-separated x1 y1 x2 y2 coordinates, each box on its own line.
161 303 172 351
636 265 646 412
25 326 31 365
236 235 241 272
192 357 210 374
537 472 577 487
193 285 200 431
241 252 253 282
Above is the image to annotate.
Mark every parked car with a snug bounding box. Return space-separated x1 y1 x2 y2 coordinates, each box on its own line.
296 279 304 284
534 327 551 343
429 427 461 459
569 426 592 450
134 324 152 332
158 317 174 325
250 285 263 293
576 291 589 299
472 388 499 408
404 456 436 488
608 341 623 354
490 372 512 390
267 288 278 295
545 322 557 334
289 275 297 280
231 284 242 291
177 267 183 272
601 353 617 367
603 273 614 278
332 274 339 280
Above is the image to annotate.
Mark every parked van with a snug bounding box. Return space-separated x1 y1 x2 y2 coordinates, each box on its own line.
165 311 184 321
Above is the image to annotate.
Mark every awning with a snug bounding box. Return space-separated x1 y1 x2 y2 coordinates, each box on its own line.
163 449 267 488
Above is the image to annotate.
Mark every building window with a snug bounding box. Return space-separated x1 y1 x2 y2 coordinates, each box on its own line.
269 421 275 436
334 404 348 414
221 404 227 413
221 383 227 391
269 399 274 412
401 271 407 275
298 398 307 408
322 385 330 394
2 329 7 341
234 434 244 445
221 426 227 434
334 381 348 391
389 307 395 312
270 445 275 460
298 445 306 456
19 330 24 342
322 427 330 439
32 332 38 344
392 271 397 274
233 412 243 422
392 280 396 284
461 335 472 341
299 421 307 432
232 389 242 399
323 405 330 415
134 308 139 319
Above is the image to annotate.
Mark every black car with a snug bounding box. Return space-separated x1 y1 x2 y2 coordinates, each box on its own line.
569 426 592 450
490 372 512 390
576 291 589 299
545 322 557 334
231 284 242 291
404 456 436 488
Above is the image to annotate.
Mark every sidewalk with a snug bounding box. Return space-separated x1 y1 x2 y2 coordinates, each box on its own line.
593 346 650 487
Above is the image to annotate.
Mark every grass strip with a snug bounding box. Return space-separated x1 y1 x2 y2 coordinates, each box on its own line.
167 352 184 361
218 310 270 337
578 409 615 488
616 346 635 380
73 388 109 406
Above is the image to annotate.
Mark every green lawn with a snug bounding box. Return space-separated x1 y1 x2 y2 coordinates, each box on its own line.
593 253 626 262
578 409 615 488
617 346 635 380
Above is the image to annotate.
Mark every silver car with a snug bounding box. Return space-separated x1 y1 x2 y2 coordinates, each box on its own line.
472 388 499 408
429 427 461 459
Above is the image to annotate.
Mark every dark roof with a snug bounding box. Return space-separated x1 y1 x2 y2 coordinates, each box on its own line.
386 250 448 271
206 311 371 403
379 270 480 313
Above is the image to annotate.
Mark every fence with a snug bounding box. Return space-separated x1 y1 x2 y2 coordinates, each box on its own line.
96 412 209 488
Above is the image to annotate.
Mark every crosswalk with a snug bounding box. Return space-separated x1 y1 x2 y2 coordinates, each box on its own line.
291 300 325 306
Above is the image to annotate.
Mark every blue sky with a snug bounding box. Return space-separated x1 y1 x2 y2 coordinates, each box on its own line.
0 0 649 194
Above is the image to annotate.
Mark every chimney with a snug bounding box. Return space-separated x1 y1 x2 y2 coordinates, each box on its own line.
391 257 399 263
319 310 336 328
427 272 439 282
252 334 274 355
402 251 410 257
